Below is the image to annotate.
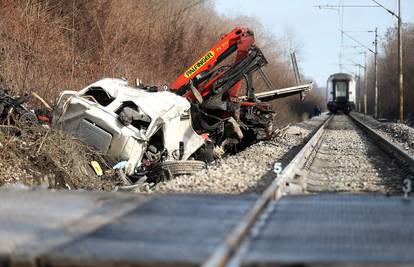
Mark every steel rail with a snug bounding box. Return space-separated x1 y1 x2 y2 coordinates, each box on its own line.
348 113 414 174
201 114 333 267
203 113 414 267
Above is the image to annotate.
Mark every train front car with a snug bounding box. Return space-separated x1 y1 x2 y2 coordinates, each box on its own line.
326 73 356 114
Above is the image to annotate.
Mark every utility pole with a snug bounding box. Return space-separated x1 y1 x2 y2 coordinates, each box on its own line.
398 0 404 122
340 29 377 116
357 66 362 113
316 1 403 120
290 52 302 85
348 58 366 115
364 51 368 115
357 73 361 112
374 27 379 118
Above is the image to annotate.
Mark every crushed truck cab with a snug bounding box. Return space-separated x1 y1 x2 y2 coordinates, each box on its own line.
53 27 312 181
54 78 206 176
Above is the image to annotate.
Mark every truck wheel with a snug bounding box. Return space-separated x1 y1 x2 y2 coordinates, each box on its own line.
149 160 206 182
195 143 215 163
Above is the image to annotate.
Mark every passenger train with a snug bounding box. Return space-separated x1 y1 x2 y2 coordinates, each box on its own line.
326 73 356 114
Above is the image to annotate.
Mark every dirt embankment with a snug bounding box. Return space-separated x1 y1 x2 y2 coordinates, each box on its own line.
0 123 122 191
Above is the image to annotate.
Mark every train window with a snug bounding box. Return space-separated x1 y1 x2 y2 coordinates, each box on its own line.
335 81 347 97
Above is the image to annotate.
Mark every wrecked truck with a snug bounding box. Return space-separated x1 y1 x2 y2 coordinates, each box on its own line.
53 76 312 181
54 27 312 181
54 78 208 180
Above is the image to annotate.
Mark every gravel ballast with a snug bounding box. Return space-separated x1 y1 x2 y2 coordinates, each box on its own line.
352 112 414 156
147 114 329 194
305 115 405 194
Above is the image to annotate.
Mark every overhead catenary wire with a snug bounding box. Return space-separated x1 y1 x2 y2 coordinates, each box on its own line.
340 30 375 54
316 0 404 120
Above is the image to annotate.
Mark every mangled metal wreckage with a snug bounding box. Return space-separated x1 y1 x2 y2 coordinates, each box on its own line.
54 77 312 181
54 27 313 181
54 78 208 180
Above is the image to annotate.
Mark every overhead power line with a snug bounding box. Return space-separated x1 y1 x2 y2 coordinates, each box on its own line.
371 0 399 18
314 5 379 8
340 30 375 54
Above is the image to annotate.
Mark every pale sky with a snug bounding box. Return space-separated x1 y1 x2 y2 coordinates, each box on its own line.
214 0 414 87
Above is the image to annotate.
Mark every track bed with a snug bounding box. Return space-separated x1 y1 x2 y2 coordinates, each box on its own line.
3 115 414 267
304 114 405 193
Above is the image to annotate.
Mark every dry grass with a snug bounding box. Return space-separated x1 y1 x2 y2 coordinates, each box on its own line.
0 121 122 190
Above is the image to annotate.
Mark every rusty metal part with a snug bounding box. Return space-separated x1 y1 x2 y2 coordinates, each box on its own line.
201 115 333 267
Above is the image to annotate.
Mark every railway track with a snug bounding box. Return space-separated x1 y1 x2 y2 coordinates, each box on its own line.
305 114 408 193
2 113 414 267
203 113 414 267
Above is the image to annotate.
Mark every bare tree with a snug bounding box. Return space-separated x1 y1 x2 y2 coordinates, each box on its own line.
0 0 324 123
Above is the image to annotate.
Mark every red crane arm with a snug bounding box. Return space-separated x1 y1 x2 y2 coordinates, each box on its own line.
169 27 255 91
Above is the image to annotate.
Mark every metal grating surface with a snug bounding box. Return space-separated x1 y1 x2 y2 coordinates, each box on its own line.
39 194 254 267
0 190 254 267
243 194 414 266
0 190 149 266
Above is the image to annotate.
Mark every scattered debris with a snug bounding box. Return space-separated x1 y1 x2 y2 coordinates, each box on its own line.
53 78 209 183
0 121 125 190
91 161 103 176
0 89 124 191
113 161 128 170
0 88 34 128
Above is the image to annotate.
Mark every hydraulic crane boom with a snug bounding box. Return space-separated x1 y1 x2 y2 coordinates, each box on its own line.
170 27 255 93
170 27 310 109
170 27 270 110
168 27 312 153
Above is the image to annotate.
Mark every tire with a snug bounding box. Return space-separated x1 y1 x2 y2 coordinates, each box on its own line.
195 143 215 163
149 160 206 182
